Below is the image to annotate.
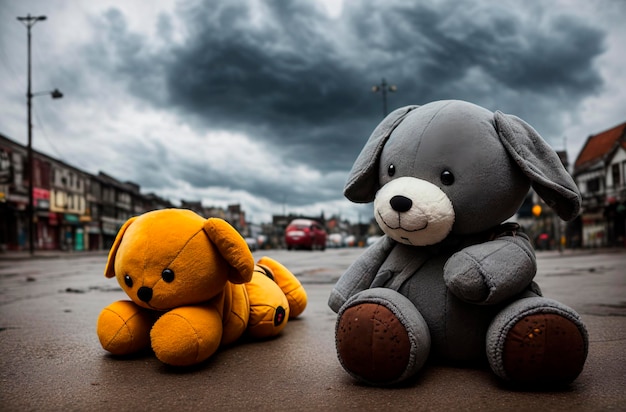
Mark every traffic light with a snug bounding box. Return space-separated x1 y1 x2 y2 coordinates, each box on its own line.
532 204 542 217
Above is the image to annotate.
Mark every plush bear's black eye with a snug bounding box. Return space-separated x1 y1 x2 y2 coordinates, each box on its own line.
124 274 133 288
388 164 396 177
162 269 175 283
441 170 455 185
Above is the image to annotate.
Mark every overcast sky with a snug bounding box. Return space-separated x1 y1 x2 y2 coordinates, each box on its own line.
1 0 625 224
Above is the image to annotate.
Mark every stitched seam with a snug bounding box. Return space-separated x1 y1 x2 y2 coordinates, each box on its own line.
103 307 141 347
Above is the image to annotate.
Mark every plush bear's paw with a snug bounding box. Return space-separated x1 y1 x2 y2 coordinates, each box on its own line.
151 306 223 366
97 301 152 355
245 270 290 339
487 298 588 387
501 313 587 386
335 288 430 386
256 257 307 318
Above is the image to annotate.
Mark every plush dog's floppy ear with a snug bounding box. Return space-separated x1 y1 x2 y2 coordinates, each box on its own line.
344 105 420 203
203 218 254 284
495 111 581 221
104 216 137 278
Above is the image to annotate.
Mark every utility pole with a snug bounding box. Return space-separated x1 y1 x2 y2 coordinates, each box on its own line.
372 78 397 117
17 14 62 255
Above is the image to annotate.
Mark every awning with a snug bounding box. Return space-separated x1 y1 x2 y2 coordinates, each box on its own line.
63 214 81 225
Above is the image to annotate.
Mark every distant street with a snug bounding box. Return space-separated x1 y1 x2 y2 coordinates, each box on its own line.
3 247 622 312
1 247 625 411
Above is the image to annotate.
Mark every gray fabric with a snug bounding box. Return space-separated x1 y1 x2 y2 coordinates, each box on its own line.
443 231 536 305
486 296 589 380
332 228 539 362
331 100 587 384
328 236 396 313
345 100 533 235
336 288 431 385
494 111 582 221
344 105 420 203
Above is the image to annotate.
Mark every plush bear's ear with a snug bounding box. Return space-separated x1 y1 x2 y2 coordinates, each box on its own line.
203 218 254 284
344 105 420 203
495 111 581 221
104 216 137 278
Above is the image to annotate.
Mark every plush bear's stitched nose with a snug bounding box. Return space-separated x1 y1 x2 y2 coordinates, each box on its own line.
137 286 153 302
390 195 412 212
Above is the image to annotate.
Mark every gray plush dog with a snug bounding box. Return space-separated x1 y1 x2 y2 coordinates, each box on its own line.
328 100 588 387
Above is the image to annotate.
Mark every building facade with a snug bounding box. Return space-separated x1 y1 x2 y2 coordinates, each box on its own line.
0 133 175 252
573 122 626 247
9 120 623 253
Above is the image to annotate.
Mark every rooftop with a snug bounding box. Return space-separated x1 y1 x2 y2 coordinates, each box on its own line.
574 122 626 173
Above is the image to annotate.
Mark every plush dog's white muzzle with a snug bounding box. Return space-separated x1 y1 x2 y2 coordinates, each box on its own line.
374 177 455 246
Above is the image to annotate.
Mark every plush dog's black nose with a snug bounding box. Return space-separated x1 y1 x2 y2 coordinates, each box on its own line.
390 195 412 212
137 286 153 302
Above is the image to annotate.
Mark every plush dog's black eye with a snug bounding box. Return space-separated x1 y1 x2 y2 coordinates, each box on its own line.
388 164 396 177
162 269 175 283
441 170 455 185
124 274 133 288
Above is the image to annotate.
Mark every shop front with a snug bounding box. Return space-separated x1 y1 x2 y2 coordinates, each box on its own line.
61 213 82 251
581 212 606 248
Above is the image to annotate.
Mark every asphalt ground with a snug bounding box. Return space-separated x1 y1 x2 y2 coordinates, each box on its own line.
0 248 625 411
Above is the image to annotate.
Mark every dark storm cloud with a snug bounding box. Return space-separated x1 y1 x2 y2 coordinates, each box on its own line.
168 1 604 132
164 1 372 147
81 0 606 207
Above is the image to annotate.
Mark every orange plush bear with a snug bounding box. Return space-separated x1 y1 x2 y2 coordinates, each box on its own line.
96 208 307 366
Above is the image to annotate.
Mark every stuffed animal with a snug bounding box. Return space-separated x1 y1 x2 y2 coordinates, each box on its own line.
97 208 307 366
329 100 588 387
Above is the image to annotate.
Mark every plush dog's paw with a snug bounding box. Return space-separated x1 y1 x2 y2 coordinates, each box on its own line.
97 300 152 355
336 303 412 385
500 313 587 386
335 288 430 386
487 298 588 387
443 252 490 303
151 306 223 366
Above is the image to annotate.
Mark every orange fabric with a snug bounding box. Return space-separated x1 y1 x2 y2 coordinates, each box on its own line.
245 270 290 338
151 305 223 366
257 256 308 318
96 300 152 355
220 282 250 345
96 209 305 366
203 218 255 284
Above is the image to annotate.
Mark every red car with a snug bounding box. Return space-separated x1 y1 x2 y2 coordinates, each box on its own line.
285 219 327 251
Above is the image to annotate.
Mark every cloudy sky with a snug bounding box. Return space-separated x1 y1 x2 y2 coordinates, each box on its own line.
1 0 625 224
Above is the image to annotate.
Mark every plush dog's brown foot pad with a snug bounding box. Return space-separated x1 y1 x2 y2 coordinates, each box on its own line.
336 303 411 384
502 313 586 385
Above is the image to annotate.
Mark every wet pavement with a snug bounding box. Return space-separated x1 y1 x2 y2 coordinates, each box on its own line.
0 248 625 411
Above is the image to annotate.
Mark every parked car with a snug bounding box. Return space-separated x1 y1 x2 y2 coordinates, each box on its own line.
285 219 327 251
327 233 344 248
343 235 356 247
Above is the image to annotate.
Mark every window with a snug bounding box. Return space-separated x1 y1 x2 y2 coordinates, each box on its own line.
612 164 621 187
587 178 600 193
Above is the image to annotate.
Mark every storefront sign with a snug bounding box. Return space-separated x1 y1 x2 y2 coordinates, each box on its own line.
63 214 80 225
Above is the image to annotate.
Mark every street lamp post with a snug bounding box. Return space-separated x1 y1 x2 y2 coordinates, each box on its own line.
17 14 63 255
372 78 397 117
